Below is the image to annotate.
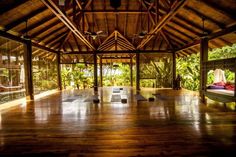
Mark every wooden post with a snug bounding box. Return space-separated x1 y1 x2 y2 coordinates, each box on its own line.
235 66 236 97
93 53 98 92
130 57 133 87
0 53 2 65
57 53 62 90
136 52 140 91
200 38 208 102
99 56 103 87
172 52 176 89
23 39 34 100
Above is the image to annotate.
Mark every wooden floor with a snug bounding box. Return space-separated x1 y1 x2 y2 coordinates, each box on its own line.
0 87 236 157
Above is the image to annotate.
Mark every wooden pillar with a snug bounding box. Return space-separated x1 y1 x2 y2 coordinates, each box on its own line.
200 38 208 102
57 53 62 90
99 56 103 87
235 66 236 97
0 53 2 65
130 57 133 87
136 52 140 91
23 39 34 100
93 53 98 92
172 52 176 89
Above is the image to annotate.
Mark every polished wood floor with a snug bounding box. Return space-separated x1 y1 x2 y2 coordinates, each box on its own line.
0 87 236 157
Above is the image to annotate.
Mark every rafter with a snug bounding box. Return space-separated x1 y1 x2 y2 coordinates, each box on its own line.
160 30 173 49
137 0 188 49
184 6 225 29
176 24 236 52
5 6 48 31
199 1 236 21
0 0 28 15
41 0 95 50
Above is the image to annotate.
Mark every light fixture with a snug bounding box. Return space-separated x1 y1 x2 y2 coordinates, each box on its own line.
59 0 65 6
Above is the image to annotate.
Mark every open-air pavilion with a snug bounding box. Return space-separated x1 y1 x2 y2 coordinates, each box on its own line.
0 0 236 156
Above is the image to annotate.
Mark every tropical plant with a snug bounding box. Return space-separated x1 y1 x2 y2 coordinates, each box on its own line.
177 43 236 91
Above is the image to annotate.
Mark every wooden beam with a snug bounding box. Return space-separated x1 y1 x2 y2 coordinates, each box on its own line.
160 30 173 49
72 33 81 51
124 0 129 37
32 42 58 54
172 51 176 88
130 58 133 87
200 1 236 21
41 0 95 50
136 52 140 91
62 49 172 54
184 6 225 29
99 57 103 87
200 37 208 103
59 31 72 51
81 10 151 13
0 0 28 15
137 0 187 49
38 25 66 42
177 24 236 52
23 39 34 100
46 31 68 46
5 6 48 31
165 24 193 40
93 53 98 92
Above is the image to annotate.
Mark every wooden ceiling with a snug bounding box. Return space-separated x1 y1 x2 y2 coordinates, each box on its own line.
0 0 236 62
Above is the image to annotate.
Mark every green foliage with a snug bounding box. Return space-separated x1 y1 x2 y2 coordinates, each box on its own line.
103 63 131 86
177 53 200 91
33 61 58 93
177 44 236 91
61 64 94 89
140 57 172 88
209 44 236 60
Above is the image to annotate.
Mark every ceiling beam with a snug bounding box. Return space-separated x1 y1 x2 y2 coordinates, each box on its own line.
4 6 48 31
199 1 236 21
81 10 151 14
176 24 236 52
184 6 225 29
0 0 28 15
137 0 188 49
41 0 95 50
61 49 172 54
59 31 72 50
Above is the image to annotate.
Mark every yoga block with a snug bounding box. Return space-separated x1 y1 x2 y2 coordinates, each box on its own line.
93 99 100 103
121 98 127 103
148 97 155 101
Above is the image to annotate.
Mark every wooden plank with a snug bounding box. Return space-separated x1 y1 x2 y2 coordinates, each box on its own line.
5 6 48 31
177 24 236 52
0 0 28 15
137 0 188 49
41 0 95 50
200 1 236 20
63 49 171 54
184 6 225 29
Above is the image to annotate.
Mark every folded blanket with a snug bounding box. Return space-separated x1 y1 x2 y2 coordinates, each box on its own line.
213 81 225 86
225 83 235 91
207 85 225 89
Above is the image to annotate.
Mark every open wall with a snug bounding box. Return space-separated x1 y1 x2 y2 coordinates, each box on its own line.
139 53 173 88
32 47 58 94
0 37 25 104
